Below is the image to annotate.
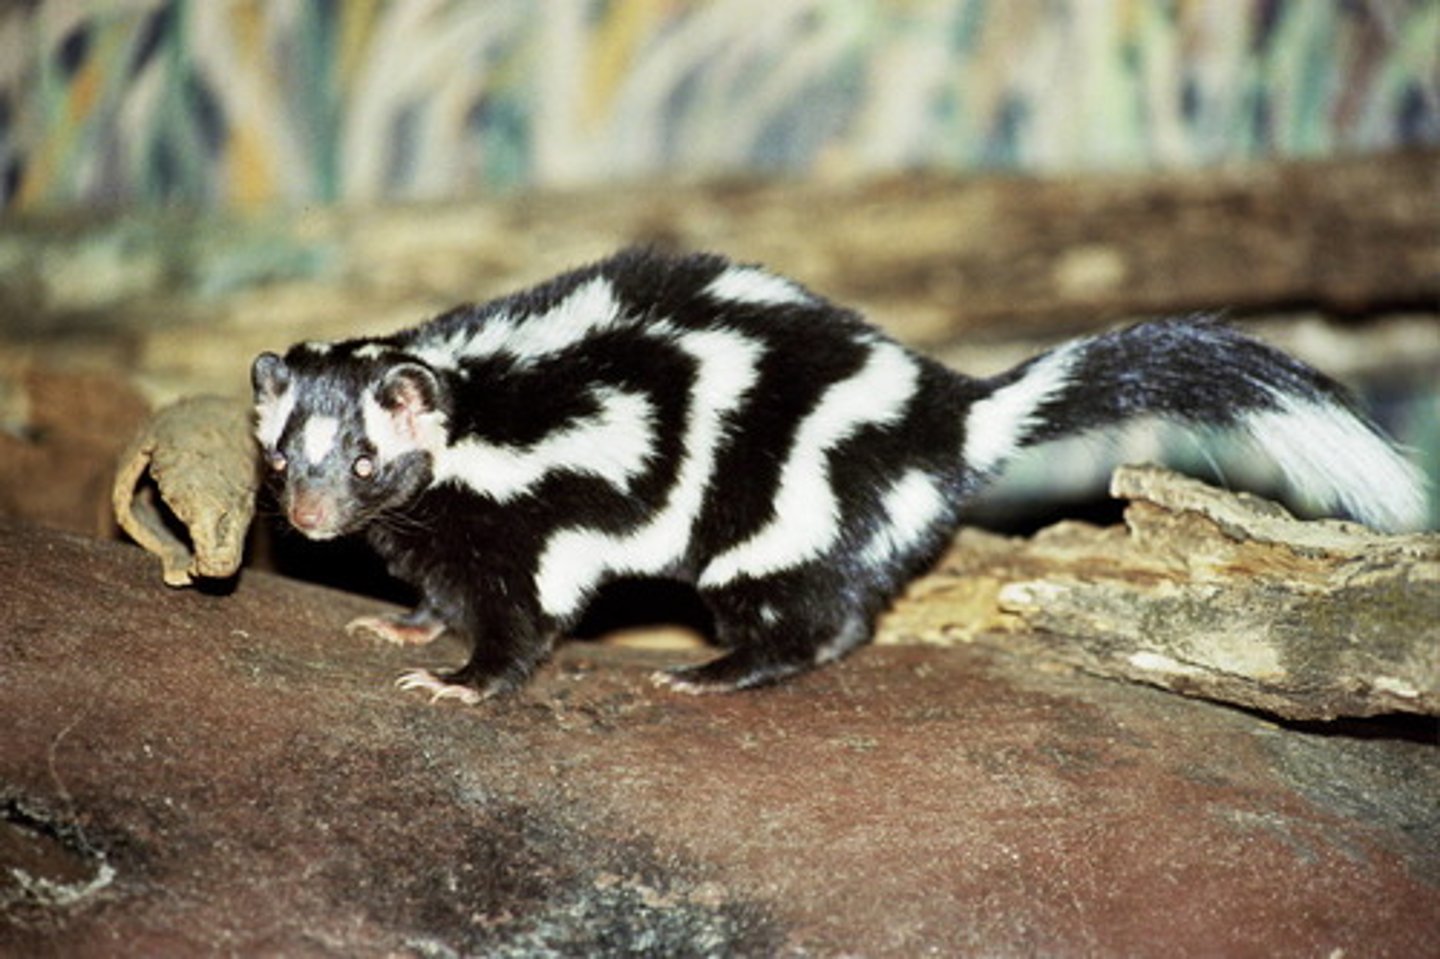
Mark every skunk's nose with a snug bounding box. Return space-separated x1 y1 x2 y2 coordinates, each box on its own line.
288 491 332 535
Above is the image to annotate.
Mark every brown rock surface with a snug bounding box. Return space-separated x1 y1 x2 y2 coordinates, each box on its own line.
2 519 1438 956
0 366 150 536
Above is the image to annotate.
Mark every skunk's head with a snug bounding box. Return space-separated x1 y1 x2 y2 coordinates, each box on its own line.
251 344 447 540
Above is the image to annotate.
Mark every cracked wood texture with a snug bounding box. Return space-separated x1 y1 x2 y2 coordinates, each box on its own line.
881 465 1440 721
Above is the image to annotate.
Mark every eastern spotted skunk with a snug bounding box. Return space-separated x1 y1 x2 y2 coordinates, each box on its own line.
252 248 1428 702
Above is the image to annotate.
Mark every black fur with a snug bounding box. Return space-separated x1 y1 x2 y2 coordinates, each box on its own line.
251 248 1425 700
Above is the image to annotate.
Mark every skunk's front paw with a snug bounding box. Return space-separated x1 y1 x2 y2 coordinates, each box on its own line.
395 668 488 705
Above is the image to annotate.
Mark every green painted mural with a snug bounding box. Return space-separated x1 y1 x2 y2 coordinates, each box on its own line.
1 0 1436 212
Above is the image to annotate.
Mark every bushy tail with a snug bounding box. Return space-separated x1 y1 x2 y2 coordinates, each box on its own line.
961 316 1429 532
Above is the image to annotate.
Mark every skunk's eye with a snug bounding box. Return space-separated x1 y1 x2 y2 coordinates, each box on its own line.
267 452 287 473
352 455 375 479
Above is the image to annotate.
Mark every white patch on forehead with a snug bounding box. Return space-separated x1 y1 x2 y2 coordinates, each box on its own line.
433 386 656 502
704 266 813 308
254 386 296 449
699 340 921 589
534 324 765 618
963 339 1081 476
301 416 341 465
300 340 333 355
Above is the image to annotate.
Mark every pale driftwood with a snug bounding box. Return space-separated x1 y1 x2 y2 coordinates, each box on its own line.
112 395 258 587
880 465 1439 721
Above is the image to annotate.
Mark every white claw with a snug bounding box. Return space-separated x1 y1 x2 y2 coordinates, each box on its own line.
394 668 482 705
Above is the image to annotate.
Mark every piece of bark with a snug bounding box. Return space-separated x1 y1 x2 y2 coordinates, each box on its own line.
880 465 1440 721
111 395 259 586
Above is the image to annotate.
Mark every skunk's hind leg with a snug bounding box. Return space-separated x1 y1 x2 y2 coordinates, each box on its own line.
655 579 876 694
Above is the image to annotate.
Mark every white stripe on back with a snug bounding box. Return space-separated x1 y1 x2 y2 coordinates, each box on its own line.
859 469 949 568
411 320 510 370
433 386 657 503
963 340 1082 476
704 266 813 307
414 277 625 371
353 342 392 361
534 325 765 617
698 341 921 588
504 277 624 362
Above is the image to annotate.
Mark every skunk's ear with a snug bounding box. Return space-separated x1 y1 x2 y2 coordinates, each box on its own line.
370 362 446 454
379 362 442 416
251 352 290 400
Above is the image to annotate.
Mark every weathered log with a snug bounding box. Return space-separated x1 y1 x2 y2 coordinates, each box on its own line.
2 151 1435 356
881 465 1440 721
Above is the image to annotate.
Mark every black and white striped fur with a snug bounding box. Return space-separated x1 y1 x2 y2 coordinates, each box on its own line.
251 248 1428 702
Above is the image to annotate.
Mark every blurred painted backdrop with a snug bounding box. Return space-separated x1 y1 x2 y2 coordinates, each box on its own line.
2 0 1437 212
